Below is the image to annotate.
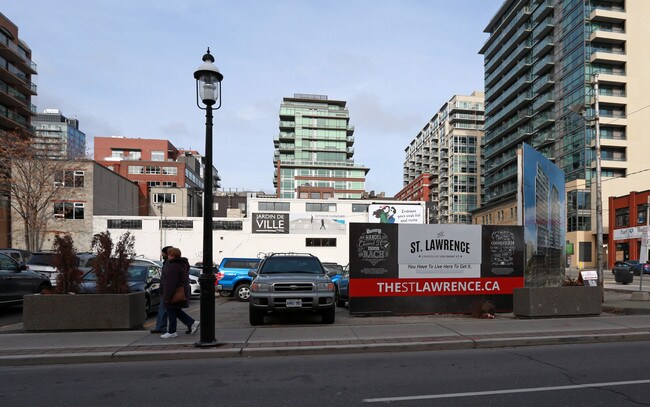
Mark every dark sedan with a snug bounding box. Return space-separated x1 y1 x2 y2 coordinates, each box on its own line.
0 252 51 307
612 261 635 284
80 260 162 315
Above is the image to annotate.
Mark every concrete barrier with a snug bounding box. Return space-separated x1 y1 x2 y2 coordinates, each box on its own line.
513 286 602 318
23 292 146 331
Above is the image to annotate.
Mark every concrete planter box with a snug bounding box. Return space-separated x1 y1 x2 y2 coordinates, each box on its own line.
513 286 602 318
23 292 146 331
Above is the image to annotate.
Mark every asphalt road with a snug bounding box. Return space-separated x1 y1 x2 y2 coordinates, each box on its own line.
1 341 649 406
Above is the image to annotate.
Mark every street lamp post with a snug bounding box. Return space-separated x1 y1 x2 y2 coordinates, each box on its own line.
194 48 223 347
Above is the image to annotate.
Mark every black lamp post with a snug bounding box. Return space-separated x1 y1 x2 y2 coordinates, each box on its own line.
194 48 223 347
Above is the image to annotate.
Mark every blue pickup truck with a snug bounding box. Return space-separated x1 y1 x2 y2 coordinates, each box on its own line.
216 257 261 301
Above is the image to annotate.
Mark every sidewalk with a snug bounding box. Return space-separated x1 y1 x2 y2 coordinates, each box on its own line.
2 283 650 366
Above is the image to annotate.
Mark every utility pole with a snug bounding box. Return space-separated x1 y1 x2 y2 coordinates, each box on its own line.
593 73 604 299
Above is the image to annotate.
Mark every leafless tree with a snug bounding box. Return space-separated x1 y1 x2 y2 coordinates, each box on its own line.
0 130 83 252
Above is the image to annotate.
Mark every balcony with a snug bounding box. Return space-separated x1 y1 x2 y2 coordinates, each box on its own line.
532 54 555 76
589 6 626 24
532 0 553 23
590 50 627 64
279 121 295 129
589 28 626 44
0 37 37 74
533 38 555 59
533 17 554 40
532 93 555 112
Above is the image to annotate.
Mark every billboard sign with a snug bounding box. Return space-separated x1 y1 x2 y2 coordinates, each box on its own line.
367 204 424 224
349 223 524 315
252 213 289 234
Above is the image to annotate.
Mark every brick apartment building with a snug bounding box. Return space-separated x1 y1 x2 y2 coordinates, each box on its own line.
93 136 219 217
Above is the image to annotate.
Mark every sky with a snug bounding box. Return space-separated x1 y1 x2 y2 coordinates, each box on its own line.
4 0 504 196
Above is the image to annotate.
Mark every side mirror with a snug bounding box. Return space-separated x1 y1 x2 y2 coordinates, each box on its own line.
248 270 258 278
19 264 27 271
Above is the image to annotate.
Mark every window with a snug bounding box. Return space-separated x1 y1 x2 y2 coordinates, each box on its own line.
213 220 243 230
146 166 161 175
162 166 177 175
352 204 369 213
259 201 290 211
54 202 84 219
579 241 592 262
306 202 337 212
107 219 143 229
128 166 144 174
153 193 176 204
638 204 648 225
306 238 337 247
54 170 84 187
161 220 193 229
615 208 629 227
151 151 164 161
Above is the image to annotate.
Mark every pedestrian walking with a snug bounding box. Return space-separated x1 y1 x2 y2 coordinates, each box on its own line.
160 247 199 339
150 246 172 334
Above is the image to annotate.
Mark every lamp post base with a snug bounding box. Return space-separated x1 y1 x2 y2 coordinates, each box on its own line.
194 340 219 348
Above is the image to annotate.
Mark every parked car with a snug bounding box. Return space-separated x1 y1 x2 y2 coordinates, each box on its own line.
335 268 349 308
0 248 31 266
188 267 202 298
612 261 635 284
628 260 650 276
321 262 344 285
216 257 261 301
27 252 97 287
0 252 51 307
248 253 337 325
79 259 163 316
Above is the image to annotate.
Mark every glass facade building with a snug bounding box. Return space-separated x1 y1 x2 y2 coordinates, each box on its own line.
401 92 484 224
32 109 86 159
481 0 650 269
274 94 368 199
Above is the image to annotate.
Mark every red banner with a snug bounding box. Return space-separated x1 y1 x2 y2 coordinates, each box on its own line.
350 277 524 297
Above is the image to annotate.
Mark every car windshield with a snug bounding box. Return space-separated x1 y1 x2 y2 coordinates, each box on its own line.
189 268 201 277
83 265 151 281
27 253 57 266
223 259 260 269
260 257 323 274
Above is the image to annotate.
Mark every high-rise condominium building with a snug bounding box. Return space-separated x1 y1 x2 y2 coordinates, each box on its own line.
0 13 37 247
480 0 650 268
32 109 86 159
274 94 368 199
0 13 36 136
398 92 484 224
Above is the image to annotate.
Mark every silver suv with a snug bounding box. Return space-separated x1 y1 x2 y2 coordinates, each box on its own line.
248 253 337 325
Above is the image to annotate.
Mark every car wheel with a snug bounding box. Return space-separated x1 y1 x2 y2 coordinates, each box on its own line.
249 305 264 326
236 284 251 302
218 290 233 297
36 284 50 294
335 289 345 308
322 307 335 324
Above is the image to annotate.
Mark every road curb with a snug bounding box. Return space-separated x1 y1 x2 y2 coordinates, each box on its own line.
3 332 650 366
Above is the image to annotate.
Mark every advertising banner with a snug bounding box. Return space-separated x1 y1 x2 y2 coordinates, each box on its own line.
367 204 424 224
397 224 482 278
289 213 346 234
349 223 524 315
519 143 566 287
252 213 289 234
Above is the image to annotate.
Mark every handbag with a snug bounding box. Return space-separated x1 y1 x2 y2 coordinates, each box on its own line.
171 285 186 304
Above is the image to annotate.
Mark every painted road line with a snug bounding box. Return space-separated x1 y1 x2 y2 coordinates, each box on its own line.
364 379 650 403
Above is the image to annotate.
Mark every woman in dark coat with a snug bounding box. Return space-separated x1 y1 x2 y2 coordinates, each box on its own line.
160 247 199 339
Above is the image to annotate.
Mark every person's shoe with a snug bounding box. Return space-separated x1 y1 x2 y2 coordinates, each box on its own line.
190 321 200 335
150 329 164 334
160 332 178 339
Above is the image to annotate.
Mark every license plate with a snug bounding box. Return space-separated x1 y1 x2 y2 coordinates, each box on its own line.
286 299 302 308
